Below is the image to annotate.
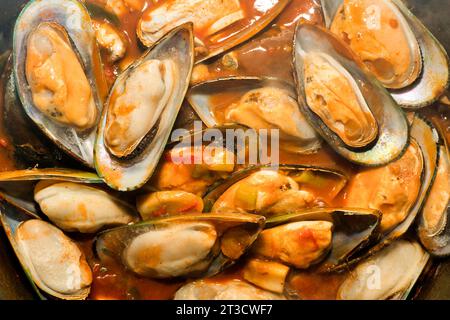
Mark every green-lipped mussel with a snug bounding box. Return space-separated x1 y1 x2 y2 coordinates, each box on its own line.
137 0 290 62
321 0 449 108
95 23 195 191
204 164 348 215
187 77 322 154
293 23 409 166
0 199 92 300
13 0 108 167
0 169 138 233
95 213 264 279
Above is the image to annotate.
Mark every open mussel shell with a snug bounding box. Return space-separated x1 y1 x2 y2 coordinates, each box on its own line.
417 126 450 257
0 169 138 233
13 0 108 167
137 0 290 63
174 279 286 300
0 168 102 205
187 76 322 154
321 0 449 108
337 239 430 300
293 23 409 166
2 54 74 168
355 114 439 259
0 198 92 300
264 208 381 272
95 23 194 191
95 213 265 279
203 164 348 212
188 77 291 128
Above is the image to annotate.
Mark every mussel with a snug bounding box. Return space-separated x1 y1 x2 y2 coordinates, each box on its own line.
0 199 92 300
242 259 291 294
136 190 204 220
417 125 450 257
174 279 286 300
293 23 409 166
92 19 128 62
95 213 265 279
321 0 450 108
344 114 438 256
187 77 322 154
95 24 194 191
344 140 423 232
205 165 348 216
337 240 429 300
2 54 72 168
137 0 290 62
13 0 108 167
256 208 381 272
0 169 138 233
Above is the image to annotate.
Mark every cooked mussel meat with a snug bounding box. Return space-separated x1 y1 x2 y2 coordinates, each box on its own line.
104 59 177 159
253 220 333 269
95 24 194 191
303 52 378 148
0 198 92 300
329 0 422 89
0 169 137 233
92 20 127 62
208 165 347 217
254 208 381 271
25 22 97 130
137 0 289 62
337 240 429 300
294 23 408 165
188 77 321 154
138 0 244 47
13 0 107 167
322 0 450 108
174 279 286 300
15 219 93 298
344 140 423 232
417 128 450 257
34 181 137 233
136 190 204 220
95 213 265 279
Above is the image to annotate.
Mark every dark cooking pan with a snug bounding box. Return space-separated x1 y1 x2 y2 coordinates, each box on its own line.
0 0 449 300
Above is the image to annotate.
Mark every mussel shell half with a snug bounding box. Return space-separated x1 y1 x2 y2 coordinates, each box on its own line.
337 239 429 300
0 169 138 233
0 198 90 300
265 208 381 272
174 279 286 300
0 168 102 206
0 168 101 219
418 128 450 257
293 23 409 166
203 164 348 212
321 0 450 108
187 76 321 154
2 55 71 168
95 23 194 191
95 213 265 279
0 168 102 183
137 0 290 63
13 0 107 167
188 77 292 128
355 114 439 259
